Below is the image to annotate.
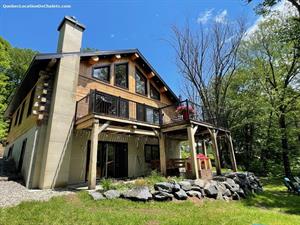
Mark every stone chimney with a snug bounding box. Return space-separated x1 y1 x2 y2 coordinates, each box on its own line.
57 16 85 53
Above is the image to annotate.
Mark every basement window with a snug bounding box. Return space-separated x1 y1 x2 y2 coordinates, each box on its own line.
115 63 128 89
145 145 159 163
92 65 110 82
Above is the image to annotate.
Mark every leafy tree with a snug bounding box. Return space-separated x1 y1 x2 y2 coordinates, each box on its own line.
239 14 300 177
0 36 36 141
0 37 11 140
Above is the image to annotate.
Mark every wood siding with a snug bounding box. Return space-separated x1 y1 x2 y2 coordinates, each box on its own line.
77 57 174 110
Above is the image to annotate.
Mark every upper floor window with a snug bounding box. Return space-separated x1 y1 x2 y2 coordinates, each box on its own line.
150 84 160 100
135 68 147 95
115 63 128 89
136 103 159 124
92 66 110 82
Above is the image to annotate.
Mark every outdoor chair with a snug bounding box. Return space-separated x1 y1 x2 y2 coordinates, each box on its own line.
294 176 300 184
283 177 300 195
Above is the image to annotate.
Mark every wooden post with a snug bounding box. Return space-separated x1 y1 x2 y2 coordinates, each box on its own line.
88 121 110 190
88 121 99 190
187 126 199 179
226 133 238 172
202 139 207 156
159 132 167 175
208 128 222 175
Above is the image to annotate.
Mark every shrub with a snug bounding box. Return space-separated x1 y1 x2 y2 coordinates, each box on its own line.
100 179 114 191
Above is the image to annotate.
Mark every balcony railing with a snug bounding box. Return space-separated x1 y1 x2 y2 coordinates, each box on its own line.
75 90 160 125
76 91 227 128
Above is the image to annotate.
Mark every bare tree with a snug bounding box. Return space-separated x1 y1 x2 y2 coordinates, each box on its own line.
171 19 246 127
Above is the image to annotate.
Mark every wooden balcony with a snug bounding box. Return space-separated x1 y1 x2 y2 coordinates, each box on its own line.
75 90 161 130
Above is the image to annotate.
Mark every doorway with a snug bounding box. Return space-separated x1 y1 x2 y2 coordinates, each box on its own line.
86 141 128 180
17 139 27 173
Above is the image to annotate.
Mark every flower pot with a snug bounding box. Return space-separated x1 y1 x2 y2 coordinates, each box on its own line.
183 111 189 120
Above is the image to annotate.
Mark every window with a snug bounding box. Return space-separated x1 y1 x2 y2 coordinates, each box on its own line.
135 68 147 95
92 66 110 82
119 99 129 118
146 107 159 124
7 145 14 159
14 109 20 126
18 100 26 125
136 103 159 124
136 103 145 122
150 84 160 100
145 145 159 162
27 87 36 117
115 63 128 88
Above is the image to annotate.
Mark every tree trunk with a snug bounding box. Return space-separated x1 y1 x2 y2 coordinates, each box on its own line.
279 112 292 177
261 111 273 175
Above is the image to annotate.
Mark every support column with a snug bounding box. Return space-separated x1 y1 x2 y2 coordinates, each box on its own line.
159 132 167 175
209 128 222 175
187 126 199 179
88 121 99 190
202 139 207 156
226 133 238 172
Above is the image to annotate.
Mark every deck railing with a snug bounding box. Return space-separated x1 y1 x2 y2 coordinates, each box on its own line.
75 90 160 125
76 91 227 128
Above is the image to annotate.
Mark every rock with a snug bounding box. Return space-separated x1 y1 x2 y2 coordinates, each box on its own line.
194 179 205 188
186 190 202 199
223 179 239 193
237 188 246 198
153 191 173 201
103 190 120 199
213 176 227 182
232 192 240 200
191 185 202 192
154 182 180 193
122 186 152 201
223 189 231 197
216 182 227 196
178 181 192 191
204 183 218 198
89 191 105 200
174 189 188 200
223 195 230 202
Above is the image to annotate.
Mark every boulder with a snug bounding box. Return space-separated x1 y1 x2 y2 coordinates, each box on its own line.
232 192 240 200
178 181 192 191
122 186 152 201
186 190 202 199
194 179 205 188
89 191 105 200
153 191 173 201
223 189 232 197
174 189 188 200
204 183 218 198
216 182 227 196
190 185 202 192
154 182 180 193
103 190 120 199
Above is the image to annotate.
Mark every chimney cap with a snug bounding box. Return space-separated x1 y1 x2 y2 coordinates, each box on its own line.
57 16 86 31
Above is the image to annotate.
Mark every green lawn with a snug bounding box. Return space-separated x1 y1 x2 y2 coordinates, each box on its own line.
0 178 299 225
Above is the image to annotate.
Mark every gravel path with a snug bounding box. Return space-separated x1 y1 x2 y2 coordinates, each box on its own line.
0 181 74 208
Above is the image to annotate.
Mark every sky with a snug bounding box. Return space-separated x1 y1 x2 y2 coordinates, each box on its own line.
0 0 260 96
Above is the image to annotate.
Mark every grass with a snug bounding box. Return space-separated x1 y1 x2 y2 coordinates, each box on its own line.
0 178 300 225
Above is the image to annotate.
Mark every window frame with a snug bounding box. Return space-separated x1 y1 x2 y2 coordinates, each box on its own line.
144 144 160 163
150 84 160 100
135 68 147 96
136 103 159 124
114 63 129 89
92 65 111 83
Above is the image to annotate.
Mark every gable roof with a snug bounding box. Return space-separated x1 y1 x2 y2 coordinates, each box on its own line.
5 49 179 117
